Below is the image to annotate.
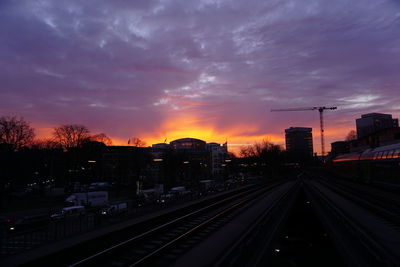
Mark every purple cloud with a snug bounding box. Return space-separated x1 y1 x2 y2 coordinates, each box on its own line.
1 0 399 152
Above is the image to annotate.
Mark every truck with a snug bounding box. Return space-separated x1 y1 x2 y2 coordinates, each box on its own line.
88 182 112 191
169 186 191 198
51 206 86 220
170 186 187 194
65 191 108 207
100 202 128 216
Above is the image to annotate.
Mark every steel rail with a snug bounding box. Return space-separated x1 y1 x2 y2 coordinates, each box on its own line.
214 180 299 267
130 195 253 266
305 180 400 266
316 178 400 225
69 182 282 266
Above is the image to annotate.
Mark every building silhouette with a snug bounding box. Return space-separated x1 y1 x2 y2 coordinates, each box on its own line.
170 138 206 150
285 127 313 158
330 141 350 156
148 138 228 189
356 113 399 139
330 113 400 156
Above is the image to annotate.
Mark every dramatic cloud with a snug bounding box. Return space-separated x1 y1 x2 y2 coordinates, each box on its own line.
1 0 399 153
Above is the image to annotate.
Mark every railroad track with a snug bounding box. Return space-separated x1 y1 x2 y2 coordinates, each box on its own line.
0 183 265 266
310 173 400 227
304 178 400 266
212 180 300 267
67 180 293 267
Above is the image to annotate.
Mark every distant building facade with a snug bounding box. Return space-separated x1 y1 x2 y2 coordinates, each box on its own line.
348 127 400 152
329 112 400 156
102 146 149 185
285 127 313 157
356 113 399 139
330 141 350 156
170 138 206 150
148 138 229 189
206 142 228 177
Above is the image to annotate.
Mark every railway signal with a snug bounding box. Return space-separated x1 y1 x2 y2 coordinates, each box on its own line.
271 106 337 157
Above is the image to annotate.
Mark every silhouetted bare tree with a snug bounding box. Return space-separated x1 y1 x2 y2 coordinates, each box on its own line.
239 145 256 158
90 133 112 145
345 130 357 141
53 124 91 149
129 137 146 147
239 140 285 176
239 140 280 158
0 116 35 150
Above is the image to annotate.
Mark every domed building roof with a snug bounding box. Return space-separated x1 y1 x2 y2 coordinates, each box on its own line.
170 138 206 149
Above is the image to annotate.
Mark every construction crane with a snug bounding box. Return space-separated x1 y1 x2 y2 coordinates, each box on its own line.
271 106 337 157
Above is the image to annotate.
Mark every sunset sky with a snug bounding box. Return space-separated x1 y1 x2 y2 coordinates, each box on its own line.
1 0 399 154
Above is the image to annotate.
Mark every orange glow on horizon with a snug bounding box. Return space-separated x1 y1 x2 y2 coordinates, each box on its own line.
138 114 285 154
31 116 354 156
32 122 55 141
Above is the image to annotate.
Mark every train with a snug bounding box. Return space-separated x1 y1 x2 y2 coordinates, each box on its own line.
330 142 400 183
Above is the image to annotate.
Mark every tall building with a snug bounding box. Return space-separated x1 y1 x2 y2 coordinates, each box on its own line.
285 127 313 157
206 142 228 177
356 113 399 139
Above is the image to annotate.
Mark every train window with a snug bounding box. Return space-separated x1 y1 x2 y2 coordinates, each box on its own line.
395 149 400 158
373 152 379 160
383 151 390 159
387 150 394 158
378 151 384 159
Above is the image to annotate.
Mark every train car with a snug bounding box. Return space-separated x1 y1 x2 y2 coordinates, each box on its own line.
331 143 400 183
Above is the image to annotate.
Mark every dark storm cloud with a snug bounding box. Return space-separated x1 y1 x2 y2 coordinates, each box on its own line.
1 0 399 149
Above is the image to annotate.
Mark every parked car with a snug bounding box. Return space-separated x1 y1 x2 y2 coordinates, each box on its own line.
8 215 49 233
100 203 127 216
0 217 14 233
157 193 175 203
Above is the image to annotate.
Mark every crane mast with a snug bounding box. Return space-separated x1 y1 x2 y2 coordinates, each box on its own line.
271 106 337 157
318 108 325 156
